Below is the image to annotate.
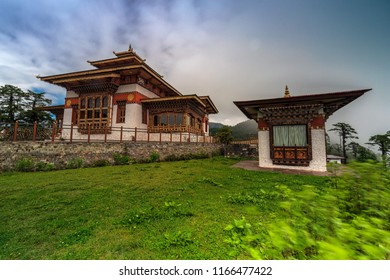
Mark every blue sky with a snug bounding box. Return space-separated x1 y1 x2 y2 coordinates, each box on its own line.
0 0 389 144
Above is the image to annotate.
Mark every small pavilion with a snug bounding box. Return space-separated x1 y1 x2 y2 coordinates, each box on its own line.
234 87 371 172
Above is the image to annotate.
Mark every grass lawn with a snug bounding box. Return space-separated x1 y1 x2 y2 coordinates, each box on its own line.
0 157 329 260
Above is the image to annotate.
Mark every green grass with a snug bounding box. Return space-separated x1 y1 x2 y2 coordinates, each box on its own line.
0 157 356 259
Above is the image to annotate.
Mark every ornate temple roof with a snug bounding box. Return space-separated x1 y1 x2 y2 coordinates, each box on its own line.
37 46 182 96
141 94 218 114
234 88 372 121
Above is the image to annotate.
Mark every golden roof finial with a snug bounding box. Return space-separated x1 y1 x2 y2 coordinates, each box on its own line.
128 44 133 52
284 85 291 98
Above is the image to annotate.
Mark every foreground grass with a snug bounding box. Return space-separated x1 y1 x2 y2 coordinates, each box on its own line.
0 157 341 259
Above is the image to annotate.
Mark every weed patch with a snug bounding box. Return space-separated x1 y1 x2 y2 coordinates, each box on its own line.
157 230 194 248
59 228 93 247
120 202 194 229
15 158 35 172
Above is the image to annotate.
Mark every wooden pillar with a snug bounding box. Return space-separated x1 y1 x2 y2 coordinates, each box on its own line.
51 122 56 143
159 130 162 143
188 132 191 143
13 121 18 142
180 131 182 143
32 121 37 142
70 122 73 144
134 127 137 142
147 129 150 142
104 125 108 143
87 124 91 144
120 126 123 143
170 131 172 143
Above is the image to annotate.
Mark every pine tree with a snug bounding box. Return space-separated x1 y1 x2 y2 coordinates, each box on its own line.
367 132 390 159
329 122 358 163
21 90 52 124
0 84 28 125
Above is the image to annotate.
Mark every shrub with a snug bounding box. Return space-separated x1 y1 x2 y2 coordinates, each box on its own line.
66 158 83 169
92 159 110 167
113 153 130 165
35 161 55 172
150 151 160 162
15 158 35 172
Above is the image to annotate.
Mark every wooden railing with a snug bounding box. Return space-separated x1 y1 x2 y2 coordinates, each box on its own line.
1 121 215 144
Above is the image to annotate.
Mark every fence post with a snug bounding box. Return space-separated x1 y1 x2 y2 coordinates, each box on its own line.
159 130 162 143
147 129 150 142
13 121 18 142
51 122 56 143
70 123 73 143
180 131 182 143
87 124 91 144
120 126 123 143
170 131 172 143
104 125 108 143
188 132 191 143
196 133 198 143
134 127 137 142
32 121 37 142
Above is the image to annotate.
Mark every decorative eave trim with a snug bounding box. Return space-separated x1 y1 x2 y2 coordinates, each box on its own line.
53 73 120 83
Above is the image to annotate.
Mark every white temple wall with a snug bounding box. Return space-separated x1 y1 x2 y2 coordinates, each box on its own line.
116 84 159 98
65 90 78 98
258 130 273 168
258 128 327 172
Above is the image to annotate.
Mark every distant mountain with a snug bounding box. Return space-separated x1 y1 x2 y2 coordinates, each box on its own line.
209 122 224 130
231 120 257 140
209 120 257 140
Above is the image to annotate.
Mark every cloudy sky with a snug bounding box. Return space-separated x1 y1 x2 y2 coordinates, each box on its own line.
0 0 389 143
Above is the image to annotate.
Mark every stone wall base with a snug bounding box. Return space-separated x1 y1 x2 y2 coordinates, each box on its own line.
0 141 222 171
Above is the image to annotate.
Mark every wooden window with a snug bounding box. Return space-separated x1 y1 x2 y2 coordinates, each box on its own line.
176 114 183 125
153 115 159 126
272 125 307 146
71 106 78 125
78 95 111 132
161 114 167 126
271 124 310 165
148 112 203 134
169 114 175 126
142 107 147 124
116 103 126 123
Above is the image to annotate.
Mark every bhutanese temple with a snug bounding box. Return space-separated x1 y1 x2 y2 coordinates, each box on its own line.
37 46 218 141
234 87 371 172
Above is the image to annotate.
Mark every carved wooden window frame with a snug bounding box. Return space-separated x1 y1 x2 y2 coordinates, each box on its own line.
269 124 312 166
78 94 111 133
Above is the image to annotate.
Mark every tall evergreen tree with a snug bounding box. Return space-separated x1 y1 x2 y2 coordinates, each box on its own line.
0 85 53 126
21 90 52 124
348 141 377 162
0 84 28 124
329 122 358 163
367 131 390 158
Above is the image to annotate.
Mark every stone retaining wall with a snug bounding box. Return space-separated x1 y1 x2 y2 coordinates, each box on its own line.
0 141 222 171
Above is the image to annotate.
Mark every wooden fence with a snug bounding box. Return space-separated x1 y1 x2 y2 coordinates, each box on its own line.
0 121 215 144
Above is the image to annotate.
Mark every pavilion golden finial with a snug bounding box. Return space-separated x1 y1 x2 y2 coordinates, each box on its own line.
128 44 133 52
284 85 291 98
